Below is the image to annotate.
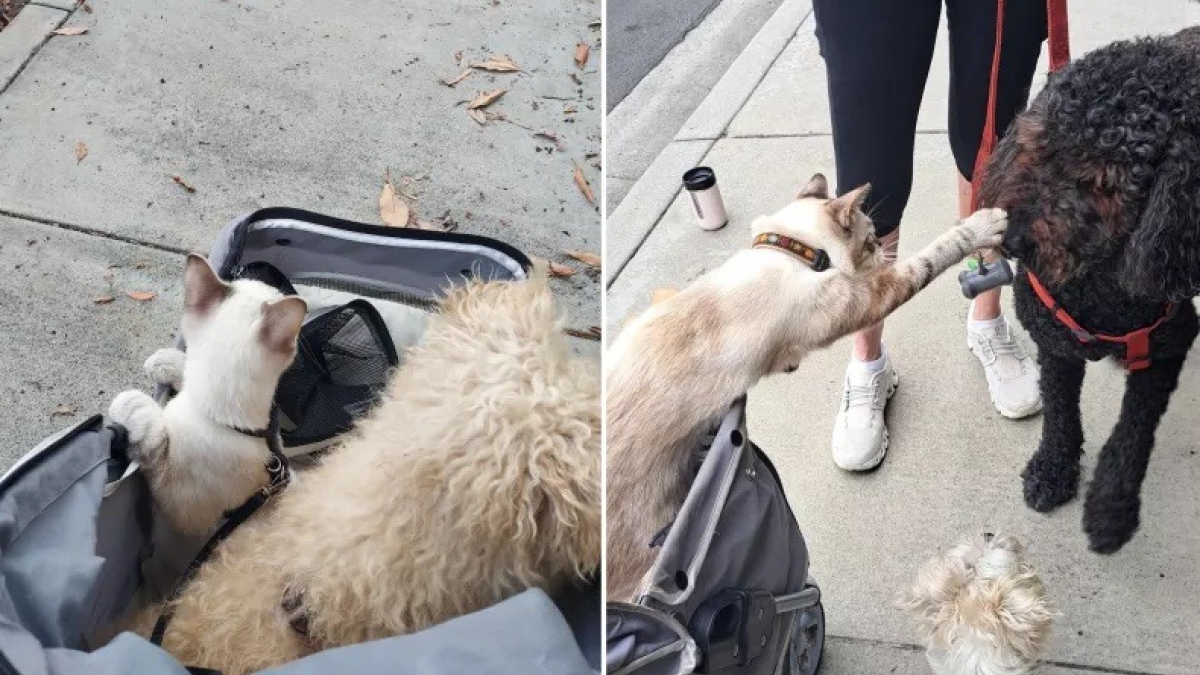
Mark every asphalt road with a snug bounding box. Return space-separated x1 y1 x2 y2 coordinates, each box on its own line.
606 0 725 110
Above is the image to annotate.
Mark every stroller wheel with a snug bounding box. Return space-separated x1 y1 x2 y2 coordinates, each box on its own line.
785 597 825 675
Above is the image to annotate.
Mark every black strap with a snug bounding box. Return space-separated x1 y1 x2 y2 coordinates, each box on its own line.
150 410 290 646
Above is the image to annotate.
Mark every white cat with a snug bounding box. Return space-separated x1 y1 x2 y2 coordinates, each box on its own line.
108 254 307 536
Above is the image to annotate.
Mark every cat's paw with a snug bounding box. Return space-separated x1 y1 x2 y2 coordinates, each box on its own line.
1021 446 1080 513
960 207 1007 251
108 390 168 461
144 348 186 390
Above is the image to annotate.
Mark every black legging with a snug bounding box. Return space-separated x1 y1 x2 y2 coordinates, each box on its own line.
813 0 1047 237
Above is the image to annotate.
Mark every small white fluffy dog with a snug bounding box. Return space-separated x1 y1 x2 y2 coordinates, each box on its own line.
898 533 1055 675
129 272 600 675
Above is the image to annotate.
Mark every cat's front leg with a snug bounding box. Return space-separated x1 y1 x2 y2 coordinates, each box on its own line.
108 390 169 466
897 207 1007 291
144 348 186 391
818 208 1006 341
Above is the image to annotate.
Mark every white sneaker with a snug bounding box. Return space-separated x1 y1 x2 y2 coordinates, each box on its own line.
831 355 898 471
967 311 1042 419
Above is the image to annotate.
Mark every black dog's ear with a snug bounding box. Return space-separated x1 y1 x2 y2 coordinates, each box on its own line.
1120 154 1200 301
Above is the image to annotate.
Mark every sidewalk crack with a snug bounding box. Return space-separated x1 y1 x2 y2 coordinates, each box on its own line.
0 208 190 256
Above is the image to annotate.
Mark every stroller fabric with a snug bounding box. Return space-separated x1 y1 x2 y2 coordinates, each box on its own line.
606 398 819 675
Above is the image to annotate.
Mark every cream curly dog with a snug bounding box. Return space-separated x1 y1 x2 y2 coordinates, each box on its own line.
129 273 600 674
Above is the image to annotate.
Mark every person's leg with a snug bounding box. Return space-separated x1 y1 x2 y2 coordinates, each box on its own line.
813 0 940 470
815 0 939 361
948 0 1046 418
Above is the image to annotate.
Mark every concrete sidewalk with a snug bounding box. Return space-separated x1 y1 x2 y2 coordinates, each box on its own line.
0 0 601 466
606 1 1199 674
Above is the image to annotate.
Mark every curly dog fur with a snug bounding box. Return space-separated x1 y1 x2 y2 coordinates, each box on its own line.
127 273 600 674
981 27 1200 553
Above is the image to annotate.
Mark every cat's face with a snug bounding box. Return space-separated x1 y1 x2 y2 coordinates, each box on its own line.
181 254 307 378
752 173 881 274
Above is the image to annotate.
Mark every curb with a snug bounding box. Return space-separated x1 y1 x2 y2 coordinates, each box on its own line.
604 0 812 286
676 0 812 141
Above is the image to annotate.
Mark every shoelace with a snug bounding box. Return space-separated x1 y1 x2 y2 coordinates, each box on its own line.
844 382 882 409
976 328 1027 361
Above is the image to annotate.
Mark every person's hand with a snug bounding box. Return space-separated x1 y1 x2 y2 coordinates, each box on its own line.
960 207 1007 252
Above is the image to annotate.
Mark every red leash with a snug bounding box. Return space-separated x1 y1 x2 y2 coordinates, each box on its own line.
970 0 1070 210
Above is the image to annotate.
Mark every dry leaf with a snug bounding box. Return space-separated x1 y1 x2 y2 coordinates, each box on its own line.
52 404 77 417
564 250 600 267
441 70 472 87
548 261 575 278
93 295 114 305
75 141 87 163
171 174 196 193
52 26 89 36
572 163 595 204
471 55 520 72
127 291 157 301
379 169 412 227
468 89 507 109
467 108 487 125
574 41 589 68
563 326 601 341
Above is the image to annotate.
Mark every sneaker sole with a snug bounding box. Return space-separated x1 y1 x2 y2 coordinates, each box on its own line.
833 369 898 472
966 340 1044 420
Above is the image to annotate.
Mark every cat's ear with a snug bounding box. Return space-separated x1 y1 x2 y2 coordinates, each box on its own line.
797 173 829 200
827 183 871 234
259 297 307 355
184 254 228 315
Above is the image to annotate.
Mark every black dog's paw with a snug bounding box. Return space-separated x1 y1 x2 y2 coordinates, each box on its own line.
1083 488 1140 554
1022 449 1080 512
281 584 312 639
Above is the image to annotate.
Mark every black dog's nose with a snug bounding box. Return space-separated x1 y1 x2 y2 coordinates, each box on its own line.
999 226 1029 261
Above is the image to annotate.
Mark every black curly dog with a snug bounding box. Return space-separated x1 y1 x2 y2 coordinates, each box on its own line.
981 27 1200 554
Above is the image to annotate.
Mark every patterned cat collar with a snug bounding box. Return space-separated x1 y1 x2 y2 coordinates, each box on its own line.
752 233 831 272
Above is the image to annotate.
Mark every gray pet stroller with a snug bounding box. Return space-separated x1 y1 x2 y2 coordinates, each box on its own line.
606 398 825 675
0 208 600 675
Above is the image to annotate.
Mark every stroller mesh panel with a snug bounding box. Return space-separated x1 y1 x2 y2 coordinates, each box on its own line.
275 300 398 446
294 276 439 311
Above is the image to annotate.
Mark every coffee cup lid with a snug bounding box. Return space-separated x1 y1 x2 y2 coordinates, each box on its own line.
683 166 717 191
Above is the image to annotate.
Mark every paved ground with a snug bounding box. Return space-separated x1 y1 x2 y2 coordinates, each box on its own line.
0 0 601 468
607 1 1200 674
605 0 786 209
